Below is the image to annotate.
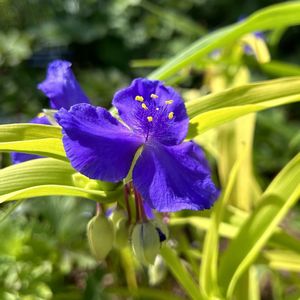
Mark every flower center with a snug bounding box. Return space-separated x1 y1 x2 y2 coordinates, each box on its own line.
133 93 175 142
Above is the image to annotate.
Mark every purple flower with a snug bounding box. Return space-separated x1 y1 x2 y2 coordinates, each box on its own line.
56 78 219 212
12 60 90 164
38 60 89 110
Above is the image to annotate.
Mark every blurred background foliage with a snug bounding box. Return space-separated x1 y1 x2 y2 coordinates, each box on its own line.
0 0 300 299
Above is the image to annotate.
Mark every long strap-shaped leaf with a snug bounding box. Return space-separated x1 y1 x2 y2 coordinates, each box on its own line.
188 95 300 137
186 77 300 118
148 1 300 80
199 149 245 298
0 124 66 160
218 153 300 298
0 124 62 141
160 245 202 300
0 158 120 203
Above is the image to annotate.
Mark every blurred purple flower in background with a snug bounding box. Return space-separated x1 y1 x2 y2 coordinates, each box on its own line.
12 60 90 164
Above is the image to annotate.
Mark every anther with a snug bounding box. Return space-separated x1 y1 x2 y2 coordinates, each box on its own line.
156 107 159 111
135 95 144 102
37 112 45 118
147 116 153 122
165 100 173 105
150 93 158 99
168 112 174 120
141 103 148 110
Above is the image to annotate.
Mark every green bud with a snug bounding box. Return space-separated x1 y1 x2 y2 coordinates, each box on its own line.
109 209 126 225
87 214 114 261
114 218 129 249
131 222 160 265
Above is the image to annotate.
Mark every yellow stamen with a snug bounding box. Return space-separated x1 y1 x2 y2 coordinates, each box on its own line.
165 100 173 105
135 95 144 102
141 103 148 110
147 116 153 122
150 93 158 99
37 112 45 118
168 112 174 120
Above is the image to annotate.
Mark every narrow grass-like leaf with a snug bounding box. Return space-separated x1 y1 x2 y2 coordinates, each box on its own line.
0 123 62 141
169 217 238 239
148 2 300 80
0 185 114 203
160 245 201 300
0 158 119 203
261 60 300 77
199 149 245 297
217 115 257 211
0 139 67 161
186 77 300 117
188 95 300 137
106 287 185 300
0 123 66 160
219 153 300 298
264 250 300 272
248 267 260 300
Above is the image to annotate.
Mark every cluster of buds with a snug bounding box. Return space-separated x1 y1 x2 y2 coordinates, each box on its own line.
86 183 168 265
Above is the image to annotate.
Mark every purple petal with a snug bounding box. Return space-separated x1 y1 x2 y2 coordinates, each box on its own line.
112 78 189 146
55 103 143 182
11 114 50 164
38 60 90 109
143 201 154 219
133 141 219 212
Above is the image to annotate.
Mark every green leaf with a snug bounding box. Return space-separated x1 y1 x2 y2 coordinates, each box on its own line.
248 267 260 300
169 217 238 239
106 287 185 300
0 158 119 203
264 250 300 273
0 123 66 160
188 96 300 137
218 153 300 298
199 149 245 298
217 115 258 211
160 245 202 300
148 1 300 80
261 60 300 77
186 77 300 118
0 123 62 141
185 77 300 137
0 139 67 161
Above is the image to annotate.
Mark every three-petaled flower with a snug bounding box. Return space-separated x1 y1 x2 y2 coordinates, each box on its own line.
56 78 219 212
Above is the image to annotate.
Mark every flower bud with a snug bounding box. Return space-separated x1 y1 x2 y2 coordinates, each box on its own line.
131 222 160 265
87 214 114 261
109 209 126 225
114 218 129 249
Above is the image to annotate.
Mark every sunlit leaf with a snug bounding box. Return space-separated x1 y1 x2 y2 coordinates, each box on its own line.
0 123 66 160
264 250 300 273
199 148 245 298
160 245 202 300
219 153 300 298
0 158 120 203
149 1 300 80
